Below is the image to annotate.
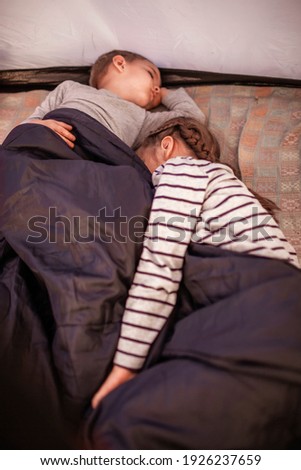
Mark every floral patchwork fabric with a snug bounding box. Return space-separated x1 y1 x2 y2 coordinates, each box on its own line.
238 87 301 264
186 85 301 264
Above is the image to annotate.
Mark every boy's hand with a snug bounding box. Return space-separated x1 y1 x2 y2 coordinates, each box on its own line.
145 87 170 110
91 365 137 409
29 119 76 149
160 87 170 100
146 89 162 110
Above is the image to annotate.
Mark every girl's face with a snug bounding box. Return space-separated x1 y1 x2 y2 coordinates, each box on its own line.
137 136 194 173
136 143 165 173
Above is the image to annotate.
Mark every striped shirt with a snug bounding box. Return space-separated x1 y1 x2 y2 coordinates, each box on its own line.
114 156 300 370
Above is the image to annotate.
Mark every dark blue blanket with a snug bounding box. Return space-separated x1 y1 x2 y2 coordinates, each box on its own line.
0 109 153 447
1 110 301 449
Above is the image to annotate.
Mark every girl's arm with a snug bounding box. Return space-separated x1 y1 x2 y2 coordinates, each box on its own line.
91 157 209 408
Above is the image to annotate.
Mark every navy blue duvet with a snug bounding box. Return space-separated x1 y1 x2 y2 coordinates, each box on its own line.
1 109 301 449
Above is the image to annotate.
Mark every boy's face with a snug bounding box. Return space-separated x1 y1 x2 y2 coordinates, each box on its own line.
123 59 162 110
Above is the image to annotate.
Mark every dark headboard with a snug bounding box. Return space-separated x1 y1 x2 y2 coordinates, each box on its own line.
1 67 300 92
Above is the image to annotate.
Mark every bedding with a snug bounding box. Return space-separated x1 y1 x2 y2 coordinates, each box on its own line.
0 109 153 447
0 89 301 449
84 244 301 449
186 85 301 264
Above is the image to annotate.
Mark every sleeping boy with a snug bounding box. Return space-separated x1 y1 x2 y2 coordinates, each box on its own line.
22 49 205 150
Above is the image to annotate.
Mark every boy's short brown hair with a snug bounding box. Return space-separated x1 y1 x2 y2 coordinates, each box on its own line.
89 50 152 88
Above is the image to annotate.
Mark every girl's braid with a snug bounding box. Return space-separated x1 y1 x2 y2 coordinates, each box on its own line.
143 117 220 163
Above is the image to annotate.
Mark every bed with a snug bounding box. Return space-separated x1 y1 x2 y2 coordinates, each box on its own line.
1 69 301 450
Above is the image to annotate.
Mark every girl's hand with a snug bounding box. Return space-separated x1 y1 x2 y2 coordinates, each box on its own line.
29 119 76 149
91 365 137 409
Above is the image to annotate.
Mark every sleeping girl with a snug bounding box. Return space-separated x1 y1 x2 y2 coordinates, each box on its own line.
91 116 300 408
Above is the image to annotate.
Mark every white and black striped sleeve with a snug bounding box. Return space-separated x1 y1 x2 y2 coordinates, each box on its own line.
113 157 209 370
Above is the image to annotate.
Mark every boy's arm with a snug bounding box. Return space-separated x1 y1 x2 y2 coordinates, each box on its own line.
21 81 76 148
91 157 209 408
161 87 205 121
134 87 205 148
23 81 70 121
25 119 76 148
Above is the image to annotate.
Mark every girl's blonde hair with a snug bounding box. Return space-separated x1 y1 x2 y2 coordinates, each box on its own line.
139 116 278 217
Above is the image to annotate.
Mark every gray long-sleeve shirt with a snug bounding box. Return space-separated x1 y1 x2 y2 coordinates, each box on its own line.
25 80 205 148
